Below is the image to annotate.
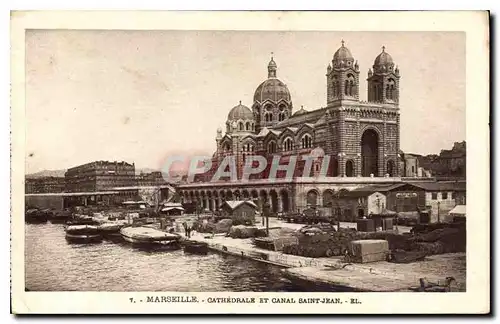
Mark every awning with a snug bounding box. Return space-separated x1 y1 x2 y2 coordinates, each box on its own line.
161 207 185 212
122 201 147 205
449 205 466 216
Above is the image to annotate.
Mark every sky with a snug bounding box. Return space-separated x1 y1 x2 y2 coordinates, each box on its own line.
25 30 465 174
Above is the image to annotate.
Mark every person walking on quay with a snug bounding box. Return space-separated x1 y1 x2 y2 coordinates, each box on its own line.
182 222 188 237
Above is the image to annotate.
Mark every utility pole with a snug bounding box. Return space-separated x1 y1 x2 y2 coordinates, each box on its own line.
437 201 441 223
263 201 271 236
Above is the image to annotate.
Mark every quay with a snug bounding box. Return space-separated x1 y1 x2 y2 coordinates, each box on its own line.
177 219 466 292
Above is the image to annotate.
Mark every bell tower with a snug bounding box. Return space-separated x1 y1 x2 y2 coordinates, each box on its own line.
327 40 360 106
367 46 400 105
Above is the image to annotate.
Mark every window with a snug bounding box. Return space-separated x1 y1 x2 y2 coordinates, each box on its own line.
239 122 244 131
283 138 293 151
245 122 251 131
267 141 277 154
301 134 313 148
431 192 438 200
442 192 448 200
411 166 415 173
386 78 396 100
452 192 457 200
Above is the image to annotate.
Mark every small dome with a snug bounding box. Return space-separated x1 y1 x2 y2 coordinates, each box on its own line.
293 106 308 116
373 46 395 71
333 40 354 63
228 102 254 121
253 78 292 103
374 51 393 66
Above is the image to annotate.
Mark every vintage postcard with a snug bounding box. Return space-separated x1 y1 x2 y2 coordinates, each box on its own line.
11 11 490 314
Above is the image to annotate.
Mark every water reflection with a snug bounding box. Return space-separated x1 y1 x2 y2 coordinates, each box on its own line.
25 224 301 292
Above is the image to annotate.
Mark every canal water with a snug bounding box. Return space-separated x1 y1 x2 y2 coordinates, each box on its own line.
25 223 302 292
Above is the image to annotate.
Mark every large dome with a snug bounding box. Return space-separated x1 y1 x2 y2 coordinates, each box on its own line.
253 57 292 104
227 102 254 121
253 78 292 103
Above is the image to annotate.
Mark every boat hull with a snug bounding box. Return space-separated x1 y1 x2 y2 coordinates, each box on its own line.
65 225 100 235
65 233 103 244
183 241 209 255
120 227 181 250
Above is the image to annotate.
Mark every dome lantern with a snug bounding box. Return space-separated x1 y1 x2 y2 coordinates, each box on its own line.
268 53 277 78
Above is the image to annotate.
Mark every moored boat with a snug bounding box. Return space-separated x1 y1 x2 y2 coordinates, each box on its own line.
65 225 102 244
98 221 128 242
50 209 72 224
120 226 181 249
65 224 100 235
65 233 103 244
25 209 49 224
66 214 99 226
183 240 209 255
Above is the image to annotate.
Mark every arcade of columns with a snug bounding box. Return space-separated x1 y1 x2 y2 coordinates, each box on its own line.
179 184 354 214
181 185 294 214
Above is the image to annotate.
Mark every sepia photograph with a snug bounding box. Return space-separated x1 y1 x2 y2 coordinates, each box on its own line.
10 10 490 314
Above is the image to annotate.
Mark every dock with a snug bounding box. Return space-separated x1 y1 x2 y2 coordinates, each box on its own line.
180 230 466 292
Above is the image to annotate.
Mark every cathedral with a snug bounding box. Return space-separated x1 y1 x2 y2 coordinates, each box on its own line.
178 41 403 214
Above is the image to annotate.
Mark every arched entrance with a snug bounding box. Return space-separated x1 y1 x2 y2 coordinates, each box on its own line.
306 190 318 208
207 192 213 211
387 160 395 177
242 190 250 200
346 160 355 177
226 190 234 201
259 190 269 214
280 190 290 212
323 189 334 207
328 158 339 177
251 190 259 206
213 191 219 210
269 190 279 214
361 129 379 177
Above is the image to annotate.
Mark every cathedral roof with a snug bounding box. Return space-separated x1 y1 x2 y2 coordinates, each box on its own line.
275 108 327 129
256 127 281 138
227 102 254 121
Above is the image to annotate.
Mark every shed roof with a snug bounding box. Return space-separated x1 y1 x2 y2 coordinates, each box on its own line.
410 181 466 192
338 190 384 198
223 200 258 210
